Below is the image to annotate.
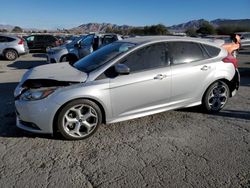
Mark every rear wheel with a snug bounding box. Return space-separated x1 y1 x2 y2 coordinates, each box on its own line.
4 49 18 60
57 99 102 140
202 81 229 113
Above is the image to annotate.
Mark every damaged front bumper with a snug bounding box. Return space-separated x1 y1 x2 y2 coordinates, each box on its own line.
15 96 61 134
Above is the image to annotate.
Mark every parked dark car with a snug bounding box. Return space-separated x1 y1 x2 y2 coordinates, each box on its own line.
25 35 61 51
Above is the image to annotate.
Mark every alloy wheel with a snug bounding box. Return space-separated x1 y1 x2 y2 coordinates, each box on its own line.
62 104 98 138
207 83 228 111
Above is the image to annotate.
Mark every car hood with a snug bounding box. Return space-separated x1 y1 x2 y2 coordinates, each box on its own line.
21 62 87 83
15 62 87 97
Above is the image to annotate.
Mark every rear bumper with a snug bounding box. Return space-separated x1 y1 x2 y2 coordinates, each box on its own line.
230 69 240 97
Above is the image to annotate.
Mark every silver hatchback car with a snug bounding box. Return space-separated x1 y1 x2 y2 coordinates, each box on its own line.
0 34 29 60
14 36 240 140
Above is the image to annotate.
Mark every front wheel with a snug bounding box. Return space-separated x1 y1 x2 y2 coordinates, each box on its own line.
202 81 229 113
57 99 102 140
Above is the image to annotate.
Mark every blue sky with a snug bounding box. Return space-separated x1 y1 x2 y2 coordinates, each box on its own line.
0 0 249 29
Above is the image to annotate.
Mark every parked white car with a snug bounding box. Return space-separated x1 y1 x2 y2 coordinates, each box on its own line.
0 34 29 60
47 33 123 64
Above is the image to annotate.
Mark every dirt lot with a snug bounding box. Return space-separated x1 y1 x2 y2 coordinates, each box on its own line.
0 49 250 188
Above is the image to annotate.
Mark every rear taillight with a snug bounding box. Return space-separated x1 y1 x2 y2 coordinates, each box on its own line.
223 54 238 69
17 37 24 45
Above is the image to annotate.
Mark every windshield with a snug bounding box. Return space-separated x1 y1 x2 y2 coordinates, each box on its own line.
74 42 135 73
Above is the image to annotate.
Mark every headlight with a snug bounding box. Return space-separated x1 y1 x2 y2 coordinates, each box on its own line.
20 88 55 101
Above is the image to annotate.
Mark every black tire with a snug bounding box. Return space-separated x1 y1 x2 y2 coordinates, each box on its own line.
67 54 78 65
60 55 68 62
4 49 18 61
57 99 102 140
202 81 230 113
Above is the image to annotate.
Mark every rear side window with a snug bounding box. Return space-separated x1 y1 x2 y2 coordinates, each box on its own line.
102 35 117 45
35 35 45 41
45 35 56 42
6 37 15 42
168 42 206 65
0 36 15 42
202 44 221 57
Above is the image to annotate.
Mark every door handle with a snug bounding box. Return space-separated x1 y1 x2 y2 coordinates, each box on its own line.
154 74 167 80
201 65 210 71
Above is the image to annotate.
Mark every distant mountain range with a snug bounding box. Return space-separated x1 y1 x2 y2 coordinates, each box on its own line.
1 19 250 33
70 23 134 33
69 19 250 33
169 19 250 32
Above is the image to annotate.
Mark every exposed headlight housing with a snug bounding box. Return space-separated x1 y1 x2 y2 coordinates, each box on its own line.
20 88 55 101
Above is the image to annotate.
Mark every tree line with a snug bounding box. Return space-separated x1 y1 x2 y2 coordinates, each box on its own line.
1 22 250 35
186 21 250 36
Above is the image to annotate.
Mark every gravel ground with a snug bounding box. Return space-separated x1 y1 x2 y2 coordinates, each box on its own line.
0 49 249 188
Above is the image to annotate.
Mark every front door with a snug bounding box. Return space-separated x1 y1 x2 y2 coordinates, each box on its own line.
109 42 171 119
78 34 95 58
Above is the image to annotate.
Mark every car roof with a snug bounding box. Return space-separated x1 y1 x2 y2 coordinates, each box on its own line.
120 35 222 47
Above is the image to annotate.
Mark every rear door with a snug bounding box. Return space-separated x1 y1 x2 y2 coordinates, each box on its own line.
34 35 46 49
168 41 216 105
109 43 171 119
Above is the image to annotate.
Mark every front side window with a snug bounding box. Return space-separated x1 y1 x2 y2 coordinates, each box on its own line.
122 43 168 73
74 42 135 73
80 34 94 46
168 42 205 65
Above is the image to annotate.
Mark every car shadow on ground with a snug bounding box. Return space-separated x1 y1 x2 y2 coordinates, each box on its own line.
178 107 250 121
177 76 250 120
239 68 250 87
0 82 57 139
32 53 47 58
0 56 7 61
7 60 47 70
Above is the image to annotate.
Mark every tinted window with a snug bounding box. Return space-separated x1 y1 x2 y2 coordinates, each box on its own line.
0 36 6 42
168 42 205 65
202 44 221 57
45 35 56 42
81 34 94 46
35 35 45 41
102 35 117 45
123 43 168 73
0 36 15 42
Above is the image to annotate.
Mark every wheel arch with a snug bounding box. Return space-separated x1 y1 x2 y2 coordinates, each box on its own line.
202 78 232 102
52 97 106 135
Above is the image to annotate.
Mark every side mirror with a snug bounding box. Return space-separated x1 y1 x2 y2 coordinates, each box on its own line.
115 64 130 75
74 43 81 48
